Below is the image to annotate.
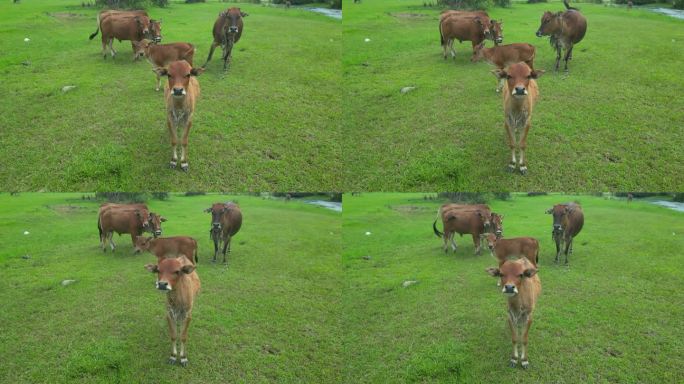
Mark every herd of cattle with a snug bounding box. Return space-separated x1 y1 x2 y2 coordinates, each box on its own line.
432 201 584 369
437 0 587 174
87 7 247 171
97 201 243 366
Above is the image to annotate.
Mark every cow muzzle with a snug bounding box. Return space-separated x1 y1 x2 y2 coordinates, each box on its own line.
172 88 186 97
156 281 172 291
228 26 239 33
154 230 162 237
535 30 543 38
495 37 503 44
553 225 562 232
503 284 518 296
495 230 502 237
212 223 222 230
154 36 162 43
513 87 527 96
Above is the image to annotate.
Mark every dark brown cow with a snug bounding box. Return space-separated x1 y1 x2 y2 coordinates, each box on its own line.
433 206 503 255
204 202 243 264
135 236 198 265
99 208 166 252
90 14 153 60
474 43 536 92
439 203 504 237
486 258 541 369
98 203 166 240
546 202 584 264
134 40 195 91
491 63 545 175
155 60 204 171
203 7 248 71
439 10 503 45
145 256 200 367
535 0 587 72
485 233 539 267
439 15 494 62
90 10 162 44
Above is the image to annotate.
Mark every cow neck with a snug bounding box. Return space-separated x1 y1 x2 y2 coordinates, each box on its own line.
506 277 538 312
167 273 194 309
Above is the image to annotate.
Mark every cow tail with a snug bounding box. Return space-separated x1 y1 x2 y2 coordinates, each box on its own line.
563 0 579 11
439 21 444 46
535 243 540 265
433 219 443 238
97 215 102 240
89 14 100 40
194 240 199 265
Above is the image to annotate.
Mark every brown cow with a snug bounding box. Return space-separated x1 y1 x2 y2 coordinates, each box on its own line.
145 256 200 367
546 202 584 264
433 206 503 255
491 63 545 175
90 14 153 60
99 207 166 252
205 202 243 264
98 203 166 242
535 0 587 72
155 60 204 171
486 258 541 369
91 10 162 44
440 15 499 62
439 10 503 45
474 43 536 92
134 40 195 91
135 236 198 265
203 7 248 71
485 233 539 267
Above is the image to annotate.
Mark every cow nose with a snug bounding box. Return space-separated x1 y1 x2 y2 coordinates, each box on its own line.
155 37 162 43
514 87 526 95
157 281 168 290
536 30 543 38
496 230 502 236
229 26 238 33
154 230 162 237
553 225 562 230
496 37 503 44
173 88 184 96
504 284 516 293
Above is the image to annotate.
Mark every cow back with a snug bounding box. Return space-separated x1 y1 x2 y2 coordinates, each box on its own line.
562 10 587 44
220 205 243 237
563 206 584 238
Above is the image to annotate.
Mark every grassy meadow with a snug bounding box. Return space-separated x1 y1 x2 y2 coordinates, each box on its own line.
0 193 341 383
0 1 341 191
342 193 684 382
342 0 684 191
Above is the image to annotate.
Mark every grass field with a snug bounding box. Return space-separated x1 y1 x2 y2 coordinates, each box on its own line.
342 193 684 382
341 0 684 191
0 1 341 191
0 193 341 383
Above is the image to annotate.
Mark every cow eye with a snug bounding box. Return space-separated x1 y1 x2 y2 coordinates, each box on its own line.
185 74 191 78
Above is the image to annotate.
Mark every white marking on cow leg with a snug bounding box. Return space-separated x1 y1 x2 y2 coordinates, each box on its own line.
108 233 115 251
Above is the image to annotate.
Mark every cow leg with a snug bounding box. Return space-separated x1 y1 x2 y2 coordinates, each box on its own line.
101 36 108 60
449 232 457 252
131 232 139 253
179 315 191 367
554 235 561 262
564 237 572 264
508 313 518 367
212 235 219 263
504 122 516 172
563 46 573 72
222 235 231 264
108 38 116 59
222 41 234 71
449 39 457 61
108 232 116 252
520 314 532 369
472 234 481 255
518 120 531 175
470 41 478 62
554 46 561 72
203 41 219 68
166 313 178 364
130 41 137 61
167 117 178 169
442 230 449 253
180 121 191 172
154 68 162 92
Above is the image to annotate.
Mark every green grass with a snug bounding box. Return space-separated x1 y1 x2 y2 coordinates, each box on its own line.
341 193 684 383
0 1 341 191
341 0 684 191
0 193 341 383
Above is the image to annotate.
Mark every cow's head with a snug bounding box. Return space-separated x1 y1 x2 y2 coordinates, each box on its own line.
491 212 504 238
133 39 152 60
148 212 166 237
546 204 575 234
490 19 503 45
134 16 152 40
155 61 204 98
149 19 162 43
536 11 561 38
485 232 499 252
472 17 491 40
134 236 153 253
475 210 492 232
145 258 195 292
491 63 544 98
134 209 151 231
486 260 537 297
221 7 248 35
204 202 235 232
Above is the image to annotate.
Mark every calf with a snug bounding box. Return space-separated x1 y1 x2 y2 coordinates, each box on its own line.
135 236 198 265
474 43 536 92
485 233 539 267
98 204 166 251
203 7 247 71
433 207 502 255
156 60 204 171
205 202 243 264
439 15 489 62
491 63 544 175
90 14 154 60
546 202 584 264
486 258 541 369
134 40 195 91
439 10 503 45
145 256 200 367
535 0 587 72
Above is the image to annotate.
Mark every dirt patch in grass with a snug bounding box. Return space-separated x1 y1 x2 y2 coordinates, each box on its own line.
49 205 90 214
47 12 89 20
390 205 434 214
388 13 431 20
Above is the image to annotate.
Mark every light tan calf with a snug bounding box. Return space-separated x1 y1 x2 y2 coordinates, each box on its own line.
134 40 195 91
474 43 535 92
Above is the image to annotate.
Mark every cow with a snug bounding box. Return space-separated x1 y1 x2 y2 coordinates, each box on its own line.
204 202 243 264
535 0 587 72
135 236 199 265
433 206 503 255
627 0 633 9
133 40 195 91
99 207 166 252
155 60 204 171
440 15 499 62
144 256 200 367
439 10 503 45
98 203 166 239
285 0 291 8
546 202 584 264
485 233 539 267
474 43 536 92
491 63 545 175
90 14 154 60
203 7 247 71
627 193 633 203
486 258 541 369
92 10 162 44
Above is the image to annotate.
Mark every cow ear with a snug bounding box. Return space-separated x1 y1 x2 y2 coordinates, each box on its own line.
486 267 501 277
491 69 508 80
474 17 483 26
190 67 205 77
523 268 537 278
499 214 504 220
160 216 167 222
181 265 195 274
545 208 553 214
530 69 545 79
155 68 168 77
144 264 158 273
135 209 142 218
241 11 249 17
204 208 212 213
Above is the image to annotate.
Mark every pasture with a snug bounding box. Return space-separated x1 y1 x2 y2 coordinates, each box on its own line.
342 193 684 382
0 1 341 191
342 0 684 191
0 193 341 383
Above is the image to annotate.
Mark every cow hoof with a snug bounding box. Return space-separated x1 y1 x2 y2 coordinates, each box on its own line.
180 358 188 367
155 88 160 92
519 166 528 175
169 161 177 169
180 163 189 172
167 356 177 365
509 359 517 368
506 163 516 173
521 361 530 369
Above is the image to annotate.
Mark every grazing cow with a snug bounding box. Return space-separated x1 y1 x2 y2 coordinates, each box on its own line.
439 15 492 62
134 40 195 91
491 63 545 175
91 10 162 44
433 206 503 255
99 207 166 252
156 60 204 171
203 7 247 71
440 10 503 45
546 203 584 264
535 0 587 72
204 202 243 264
98 203 166 240
145 256 200 367
135 236 199 265
486 258 541 369
485 233 539 267
90 14 153 60
474 43 536 92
